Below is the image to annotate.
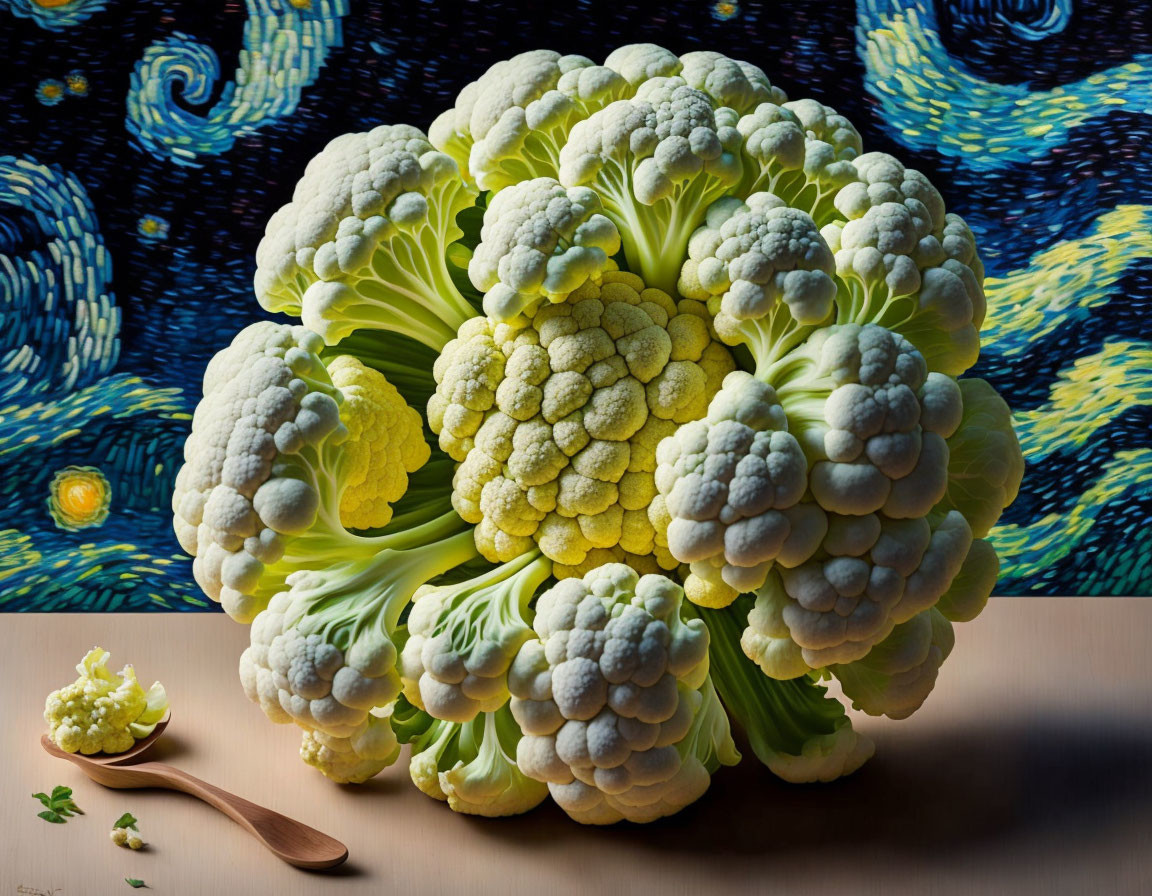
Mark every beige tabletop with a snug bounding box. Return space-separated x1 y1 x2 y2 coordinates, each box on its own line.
2 599 1150 896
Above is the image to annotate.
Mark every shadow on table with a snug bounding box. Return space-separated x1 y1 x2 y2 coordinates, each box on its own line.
338 774 407 798
145 730 192 763
466 714 1152 858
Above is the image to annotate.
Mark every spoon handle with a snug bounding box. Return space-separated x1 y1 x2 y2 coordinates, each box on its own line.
129 761 348 870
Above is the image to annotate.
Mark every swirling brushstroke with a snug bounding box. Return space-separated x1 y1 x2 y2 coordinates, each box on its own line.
0 371 191 521
977 204 1152 592
0 155 120 399
0 371 197 610
1012 340 1152 461
1 0 106 31
940 0 1072 41
0 373 186 459
126 0 349 166
0 525 201 611
857 0 1152 168
990 448 1152 584
980 205 1152 356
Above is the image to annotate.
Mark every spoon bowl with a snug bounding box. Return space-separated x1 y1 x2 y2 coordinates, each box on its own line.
49 715 171 766
41 719 347 870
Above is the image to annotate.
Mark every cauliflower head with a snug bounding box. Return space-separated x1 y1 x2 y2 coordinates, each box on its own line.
175 42 1025 823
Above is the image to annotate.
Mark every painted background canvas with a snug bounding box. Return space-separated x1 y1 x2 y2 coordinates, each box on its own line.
1 0 1149 610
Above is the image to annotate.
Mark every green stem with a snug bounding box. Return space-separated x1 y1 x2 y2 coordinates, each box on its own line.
287 520 478 650
688 597 852 764
443 551 551 644
744 305 822 376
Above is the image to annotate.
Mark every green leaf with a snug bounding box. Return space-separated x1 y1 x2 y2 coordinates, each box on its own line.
125 879 148 889
114 812 139 830
390 693 436 744
689 596 873 783
33 786 82 822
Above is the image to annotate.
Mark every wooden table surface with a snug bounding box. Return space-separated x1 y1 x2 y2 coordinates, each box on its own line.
2 599 1150 896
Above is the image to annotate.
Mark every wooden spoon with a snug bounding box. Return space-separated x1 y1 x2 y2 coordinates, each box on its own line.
41 719 348 870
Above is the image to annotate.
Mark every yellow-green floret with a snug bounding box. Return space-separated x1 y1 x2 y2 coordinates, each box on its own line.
428 270 735 576
44 647 168 755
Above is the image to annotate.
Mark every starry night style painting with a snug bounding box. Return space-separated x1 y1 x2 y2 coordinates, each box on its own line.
1 0 1150 611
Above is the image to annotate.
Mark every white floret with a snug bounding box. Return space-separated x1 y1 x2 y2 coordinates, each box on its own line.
431 50 592 155
781 324 962 519
831 152 943 223
655 371 824 607
254 124 477 350
556 75 747 293
767 724 876 784
832 607 955 720
819 154 986 375
111 827 145 850
678 50 785 113
469 178 621 322
679 193 837 344
399 556 548 723
240 578 399 737
773 509 973 669
559 77 742 205
737 103 806 175
436 709 550 816
736 99 862 219
508 565 718 823
781 99 862 186
172 322 346 622
258 126 438 291
430 50 630 190
603 43 682 86
299 712 400 783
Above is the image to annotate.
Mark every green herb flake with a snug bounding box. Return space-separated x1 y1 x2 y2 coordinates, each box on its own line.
114 812 139 830
125 878 148 889
33 786 83 823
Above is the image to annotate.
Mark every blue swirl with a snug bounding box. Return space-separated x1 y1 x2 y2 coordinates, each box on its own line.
0 0 106 31
857 0 1152 169
939 0 1072 40
0 155 120 399
126 0 350 167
